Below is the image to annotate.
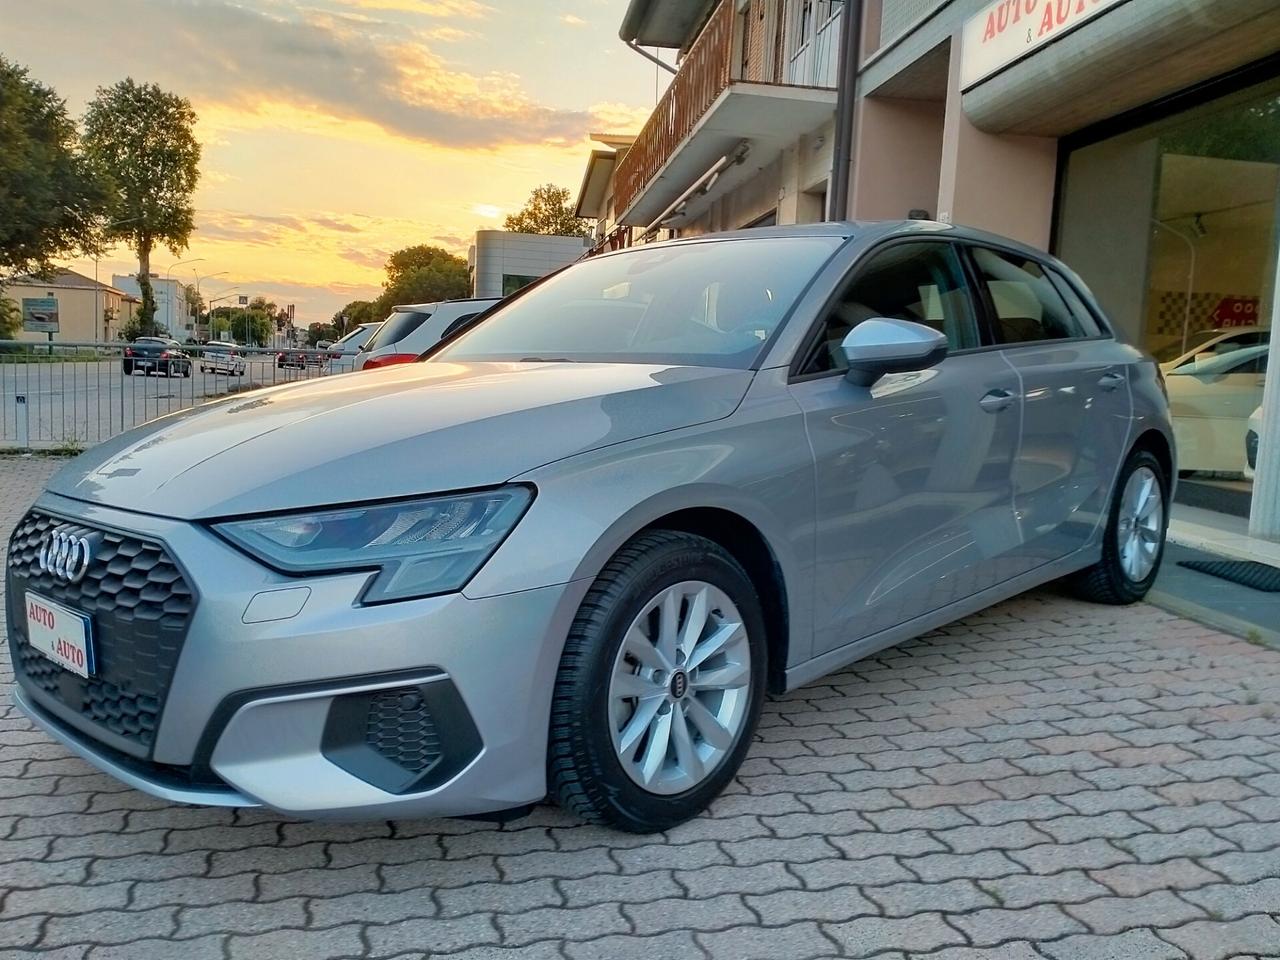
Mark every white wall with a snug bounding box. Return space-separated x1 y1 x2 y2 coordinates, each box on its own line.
111 275 188 334
471 232 589 298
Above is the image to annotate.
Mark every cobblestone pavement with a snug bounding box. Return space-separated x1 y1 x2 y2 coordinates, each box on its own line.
3 455 1280 959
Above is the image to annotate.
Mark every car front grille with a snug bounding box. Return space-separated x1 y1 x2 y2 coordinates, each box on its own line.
6 510 196 757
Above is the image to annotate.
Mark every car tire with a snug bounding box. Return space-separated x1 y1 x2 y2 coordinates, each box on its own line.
548 531 766 832
122 361 133 375
182 363 191 378
1070 448 1169 605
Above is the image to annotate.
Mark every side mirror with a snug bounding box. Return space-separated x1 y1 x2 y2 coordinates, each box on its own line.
841 318 949 387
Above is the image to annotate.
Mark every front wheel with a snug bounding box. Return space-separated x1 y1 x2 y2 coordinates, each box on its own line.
1070 448 1169 604
122 361 133 375
548 531 766 832
182 363 191 378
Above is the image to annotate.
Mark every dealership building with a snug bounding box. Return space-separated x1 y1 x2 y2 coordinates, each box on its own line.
847 0 1279 538
601 0 1279 540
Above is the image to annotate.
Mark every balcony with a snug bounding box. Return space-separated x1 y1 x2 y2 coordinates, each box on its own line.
614 0 841 229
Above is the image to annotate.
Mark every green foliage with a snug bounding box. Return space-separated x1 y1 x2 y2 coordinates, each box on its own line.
333 299 374 335
306 322 339 346
0 297 20 339
372 245 469 319
1161 94 1280 165
83 78 201 327
503 183 591 238
211 301 275 346
0 57 107 288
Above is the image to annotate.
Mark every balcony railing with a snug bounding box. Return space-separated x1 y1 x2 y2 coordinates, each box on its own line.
788 5 844 87
613 0 735 221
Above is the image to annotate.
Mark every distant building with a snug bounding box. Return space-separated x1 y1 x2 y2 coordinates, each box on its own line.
468 231 590 299
4 269 137 342
111 274 192 335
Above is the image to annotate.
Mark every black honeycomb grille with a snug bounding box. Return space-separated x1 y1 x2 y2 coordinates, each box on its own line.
364 688 442 774
6 510 196 755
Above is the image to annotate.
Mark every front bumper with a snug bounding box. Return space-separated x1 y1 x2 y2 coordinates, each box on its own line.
9 493 589 819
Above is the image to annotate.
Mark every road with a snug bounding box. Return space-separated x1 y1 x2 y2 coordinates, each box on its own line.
0 356 333 447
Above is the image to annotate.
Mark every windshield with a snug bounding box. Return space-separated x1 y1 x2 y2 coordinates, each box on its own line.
1168 343 1270 376
366 311 432 351
435 237 842 369
330 324 378 351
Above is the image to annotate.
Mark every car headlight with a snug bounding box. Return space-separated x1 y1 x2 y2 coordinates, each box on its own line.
214 486 533 602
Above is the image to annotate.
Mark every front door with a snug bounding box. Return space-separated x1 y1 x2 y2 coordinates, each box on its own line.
789 241 1024 656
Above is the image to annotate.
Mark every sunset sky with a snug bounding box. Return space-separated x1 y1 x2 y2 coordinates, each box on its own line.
2 0 666 323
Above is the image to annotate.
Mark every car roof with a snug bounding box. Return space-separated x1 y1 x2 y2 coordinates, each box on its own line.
595 219 1059 264
393 297 500 311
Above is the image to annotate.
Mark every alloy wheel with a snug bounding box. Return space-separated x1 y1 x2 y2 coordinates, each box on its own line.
607 580 752 795
1116 465 1163 582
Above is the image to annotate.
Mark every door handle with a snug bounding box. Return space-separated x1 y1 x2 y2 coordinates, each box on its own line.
1098 372 1126 391
979 389 1016 413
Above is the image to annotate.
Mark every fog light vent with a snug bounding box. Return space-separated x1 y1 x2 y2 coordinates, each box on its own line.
365 688 443 773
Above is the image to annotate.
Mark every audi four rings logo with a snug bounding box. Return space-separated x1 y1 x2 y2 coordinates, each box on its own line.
38 526 94 583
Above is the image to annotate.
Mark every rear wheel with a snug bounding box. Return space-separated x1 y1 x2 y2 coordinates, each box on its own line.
1070 448 1169 604
548 531 765 832
182 363 191 378
122 361 133 375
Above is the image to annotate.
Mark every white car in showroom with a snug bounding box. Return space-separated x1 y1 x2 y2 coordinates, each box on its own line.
1156 325 1267 373
1166 341 1268 474
1245 404 1263 480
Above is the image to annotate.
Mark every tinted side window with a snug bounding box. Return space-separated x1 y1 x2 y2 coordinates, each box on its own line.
971 247 1088 344
1047 270 1104 338
801 242 978 375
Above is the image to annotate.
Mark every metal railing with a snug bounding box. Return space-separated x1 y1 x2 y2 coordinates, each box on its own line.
0 341 354 450
788 4 844 87
613 0 735 219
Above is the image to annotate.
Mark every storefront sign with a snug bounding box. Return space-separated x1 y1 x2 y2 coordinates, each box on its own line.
1213 296 1260 327
961 0 1130 90
21 297 59 333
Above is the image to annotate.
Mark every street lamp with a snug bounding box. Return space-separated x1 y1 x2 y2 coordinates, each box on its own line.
164 258 205 336
191 269 227 339
206 288 240 341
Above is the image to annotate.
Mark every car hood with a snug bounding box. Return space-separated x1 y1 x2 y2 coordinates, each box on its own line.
47 361 753 520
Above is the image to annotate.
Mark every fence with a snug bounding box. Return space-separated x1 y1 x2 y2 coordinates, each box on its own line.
0 340 352 450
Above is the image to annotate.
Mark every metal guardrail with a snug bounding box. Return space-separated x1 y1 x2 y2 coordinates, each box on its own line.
0 340 353 450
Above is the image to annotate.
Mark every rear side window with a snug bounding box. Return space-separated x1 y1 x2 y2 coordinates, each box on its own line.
970 247 1090 345
1046 270 1105 338
369 310 433 349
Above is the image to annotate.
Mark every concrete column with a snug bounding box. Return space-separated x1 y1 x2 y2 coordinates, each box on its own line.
1248 238 1280 542
849 96 945 222
935 32 1057 250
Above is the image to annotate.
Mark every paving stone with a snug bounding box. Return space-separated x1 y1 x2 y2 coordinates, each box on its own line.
566 930 702 960
3 881 130 917
932 822 1050 854
1181 878 1280 921
823 913 965 957
830 828 946 860
863 806 972 832
746 887 878 924
1065 891 1205 934
1039 929 1189 960
256 864 380 901
699 921 837 960
229 925 365 960
978 871 1110 909
1062 787 1164 815
1131 802 1251 834
1009 839 1130 874
793 856 915 890
950 904 1085 946
134 873 256 909
673 861 799 898
760 809 872 838
625 894 752 935
1201 848 1280 884
559 870 681 907
1158 916 1280 960
864 879 996 917
1033 812 1148 844
1116 828 1237 863
88 937 224 960
1089 859 1222 897
963 796 1077 825
178 898 308 937
903 849 1023 882
1213 820 1280 852
721 834 837 866
41 907 176 948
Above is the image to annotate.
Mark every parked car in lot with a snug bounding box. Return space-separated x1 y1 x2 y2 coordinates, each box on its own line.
199 341 246 376
9 222 1174 831
1165 341 1268 474
122 337 192 378
276 349 327 369
327 322 382 372
356 298 498 370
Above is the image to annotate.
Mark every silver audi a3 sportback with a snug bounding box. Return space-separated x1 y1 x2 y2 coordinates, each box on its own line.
8 222 1175 831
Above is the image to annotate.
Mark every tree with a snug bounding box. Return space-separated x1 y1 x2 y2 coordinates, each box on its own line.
0 297 20 339
333 299 374 336
371 245 469 319
503 184 591 238
306 322 339 346
0 57 106 288
83 78 201 334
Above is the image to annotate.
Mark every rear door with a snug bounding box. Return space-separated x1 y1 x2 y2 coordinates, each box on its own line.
788 240 1025 655
965 244 1134 570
